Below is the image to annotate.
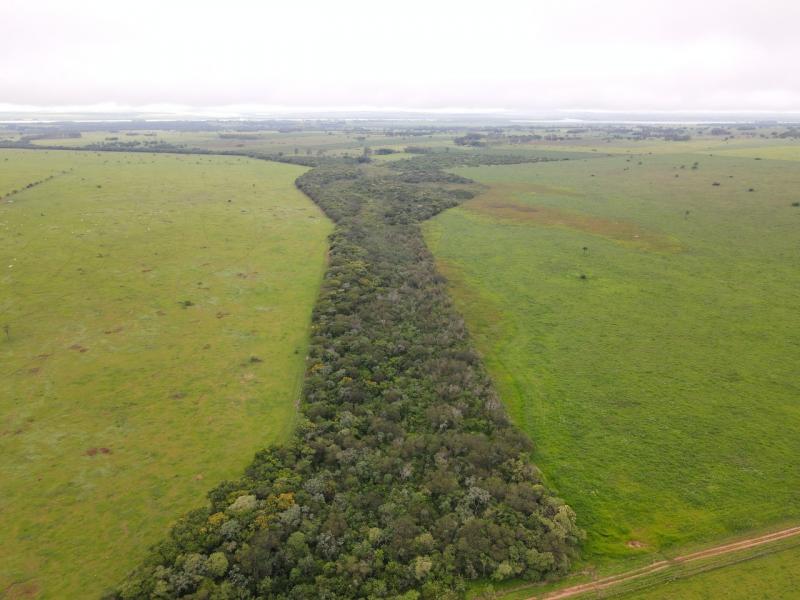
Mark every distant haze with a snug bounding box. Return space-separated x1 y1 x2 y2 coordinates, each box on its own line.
2 0 799 115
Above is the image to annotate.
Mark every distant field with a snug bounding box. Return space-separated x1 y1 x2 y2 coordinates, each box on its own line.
24 129 456 157
424 146 800 569
0 149 331 598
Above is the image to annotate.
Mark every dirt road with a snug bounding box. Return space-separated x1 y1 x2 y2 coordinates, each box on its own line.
526 525 800 600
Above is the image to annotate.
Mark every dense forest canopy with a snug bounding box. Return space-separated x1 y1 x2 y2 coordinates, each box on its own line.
110 151 583 599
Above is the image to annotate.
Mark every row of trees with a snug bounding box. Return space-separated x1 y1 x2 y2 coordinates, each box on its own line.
110 150 583 599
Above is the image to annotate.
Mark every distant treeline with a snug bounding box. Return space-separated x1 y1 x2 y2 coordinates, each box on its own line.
110 151 582 599
451 127 695 146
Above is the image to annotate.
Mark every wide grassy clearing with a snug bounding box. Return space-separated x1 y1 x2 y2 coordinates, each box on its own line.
0 149 331 598
423 145 800 571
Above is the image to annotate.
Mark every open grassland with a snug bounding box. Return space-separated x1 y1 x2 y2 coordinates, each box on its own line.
23 129 457 157
0 149 331 598
473 530 800 599
423 146 800 570
624 542 800 599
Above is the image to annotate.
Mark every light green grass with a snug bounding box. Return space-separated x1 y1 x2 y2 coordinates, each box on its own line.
624 542 800 599
715 144 800 161
0 149 331 598
26 129 458 158
423 147 800 572
478 536 800 600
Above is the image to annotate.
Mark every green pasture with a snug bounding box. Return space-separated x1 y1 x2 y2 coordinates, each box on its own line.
0 149 331 598
24 129 456 158
626 543 800 599
424 146 800 569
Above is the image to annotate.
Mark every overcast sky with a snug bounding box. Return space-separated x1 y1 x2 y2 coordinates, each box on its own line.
1 0 799 114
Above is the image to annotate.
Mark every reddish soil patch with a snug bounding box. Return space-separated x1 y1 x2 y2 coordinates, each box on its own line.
4 580 41 599
465 183 681 253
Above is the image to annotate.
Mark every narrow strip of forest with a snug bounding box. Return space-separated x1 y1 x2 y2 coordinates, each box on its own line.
107 150 584 599
7 144 585 599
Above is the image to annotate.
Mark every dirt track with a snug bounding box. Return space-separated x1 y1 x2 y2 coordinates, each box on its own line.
527 526 800 600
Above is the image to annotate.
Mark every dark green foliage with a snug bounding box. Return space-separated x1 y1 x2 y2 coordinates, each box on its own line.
388 152 561 171
111 157 582 599
453 133 487 147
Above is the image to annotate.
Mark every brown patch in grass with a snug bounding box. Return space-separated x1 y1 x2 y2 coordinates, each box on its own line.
5 580 41 599
626 540 647 549
465 183 681 253
85 447 113 457
104 326 124 334
511 182 584 197
69 344 88 353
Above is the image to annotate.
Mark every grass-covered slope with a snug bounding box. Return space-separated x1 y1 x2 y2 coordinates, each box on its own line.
114 156 582 599
423 149 800 564
0 150 331 598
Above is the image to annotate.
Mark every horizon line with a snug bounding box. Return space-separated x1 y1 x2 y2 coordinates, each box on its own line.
2 103 800 117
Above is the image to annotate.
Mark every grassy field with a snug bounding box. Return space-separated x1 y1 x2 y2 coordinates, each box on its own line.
22 128 457 157
423 145 800 569
625 543 800 599
471 533 800 600
0 149 331 598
